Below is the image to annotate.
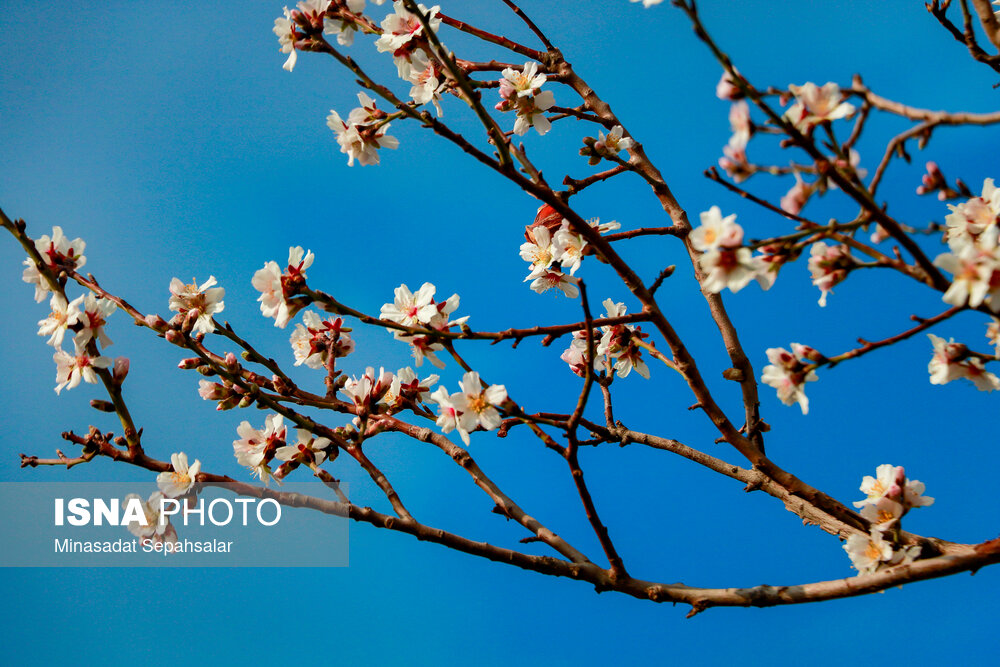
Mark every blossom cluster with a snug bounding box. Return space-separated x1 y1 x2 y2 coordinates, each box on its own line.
759 344 820 414
843 464 933 575
927 333 999 392
21 226 122 394
380 282 467 368
519 205 620 298
690 206 775 293
495 62 556 136
934 178 1000 312
561 299 650 379
717 77 865 221
327 92 400 167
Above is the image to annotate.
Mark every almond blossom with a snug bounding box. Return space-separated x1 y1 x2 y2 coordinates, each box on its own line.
428 386 469 442
406 51 445 114
322 0 367 46
987 318 1000 357
690 206 744 252
53 343 112 394
289 311 354 369
273 7 301 72
342 366 395 411
944 178 999 247
37 293 83 348
375 1 441 79
760 345 818 414
843 530 894 575
233 415 287 485
718 132 752 183
859 497 905 532
156 452 201 498
808 242 853 307
495 62 555 136
592 125 634 158
597 299 650 379
927 333 1000 391
428 372 506 445
520 225 558 279
168 276 225 335
560 329 595 377
380 367 438 409
780 173 812 215
326 113 399 167
784 82 855 133
252 246 314 328
75 293 116 348
934 226 1000 311
274 428 332 467
852 464 905 507
457 371 507 433
123 491 176 544
35 226 87 273
380 282 440 327
715 69 743 101
528 270 579 298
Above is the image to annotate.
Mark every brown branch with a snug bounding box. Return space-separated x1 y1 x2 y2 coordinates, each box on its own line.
437 12 544 61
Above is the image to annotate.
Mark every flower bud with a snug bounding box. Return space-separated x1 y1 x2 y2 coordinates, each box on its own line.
144 314 168 332
112 357 130 385
177 357 202 370
90 399 116 412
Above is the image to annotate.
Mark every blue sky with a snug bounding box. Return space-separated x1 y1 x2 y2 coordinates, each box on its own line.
1 0 999 664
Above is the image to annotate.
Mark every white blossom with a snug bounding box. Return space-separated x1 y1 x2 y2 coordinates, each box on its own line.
75 293 116 348
496 62 555 136
760 346 818 414
168 276 225 335
37 293 83 348
843 530 894 575
156 452 201 498
784 82 855 133
53 343 112 394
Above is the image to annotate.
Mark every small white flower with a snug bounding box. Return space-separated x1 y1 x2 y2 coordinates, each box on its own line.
760 346 818 414
593 125 634 157
808 242 852 307
252 247 313 328
275 428 332 466
690 206 743 252
53 342 112 394
168 276 225 335
859 496 904 531
323 0 367 46
927 333 1000 392
289 311 354 369
124 491 174 541
428 386 469 444
784 82 855 133
380 283 439 327
528 270 579 298
457 371 507 434
156 452 201 498
35 226 86 271
75 293 116 348
273 7 300 72
496 62 555 136
843 530 894 575
37 293 83 348
853 464 905 508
